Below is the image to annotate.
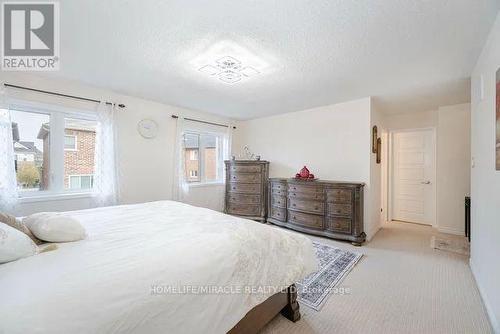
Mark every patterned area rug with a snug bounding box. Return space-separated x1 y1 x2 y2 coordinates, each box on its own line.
431 236 470 255
297 242 362 311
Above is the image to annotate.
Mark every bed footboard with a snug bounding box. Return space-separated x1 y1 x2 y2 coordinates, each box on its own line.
228 284 300 334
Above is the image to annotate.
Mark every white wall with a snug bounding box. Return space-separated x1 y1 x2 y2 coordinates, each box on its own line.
232 97 381 240
383 109 437 130
1 73 234 216
470 13 500 333
369 103 385 237
436 103 471 235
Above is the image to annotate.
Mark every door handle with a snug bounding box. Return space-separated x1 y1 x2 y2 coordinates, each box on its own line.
421 181 431 184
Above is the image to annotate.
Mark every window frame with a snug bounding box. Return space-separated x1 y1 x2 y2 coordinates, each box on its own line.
183 130 225 186
8 102 98 199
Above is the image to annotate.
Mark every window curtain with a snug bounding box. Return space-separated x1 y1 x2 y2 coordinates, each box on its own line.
93 102 119 207
0 88 18 212
222 125 233 183
172 117 189 201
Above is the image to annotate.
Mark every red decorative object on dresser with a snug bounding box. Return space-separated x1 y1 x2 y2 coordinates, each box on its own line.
295 166 315 180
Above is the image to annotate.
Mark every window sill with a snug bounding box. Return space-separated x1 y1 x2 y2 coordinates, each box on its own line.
18 192 95 203
188 182 225 188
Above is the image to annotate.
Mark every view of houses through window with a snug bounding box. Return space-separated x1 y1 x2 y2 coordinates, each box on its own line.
11 110 47 191
63 118 97 190
184 132 221 183
10 109 97 193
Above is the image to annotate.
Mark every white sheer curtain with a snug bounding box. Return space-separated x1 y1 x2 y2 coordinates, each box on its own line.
172 117 189 201
93 102 119 207
0 89 18 211
222 125 233 180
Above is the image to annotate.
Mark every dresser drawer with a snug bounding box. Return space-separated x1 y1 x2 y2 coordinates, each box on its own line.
271 195 286 208
228 183 261 194
229 173 262 183
326 217 352 234
229 165 262 173
288 211 324 230
271 181 286 191
288 198 324 214
228 193 261 205
327 188 353 203
288 190 325 201
227 203 261 216
288 183 323 194
271 188 287 196
327 203 353 217
270 206 286 221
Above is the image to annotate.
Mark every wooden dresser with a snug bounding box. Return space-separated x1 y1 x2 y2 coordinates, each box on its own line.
224 160 269 222
267 178 365 245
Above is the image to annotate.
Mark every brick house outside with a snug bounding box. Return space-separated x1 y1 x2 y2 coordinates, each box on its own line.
38 120 96 190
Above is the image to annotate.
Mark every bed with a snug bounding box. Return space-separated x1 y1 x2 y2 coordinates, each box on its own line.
0 200 317 334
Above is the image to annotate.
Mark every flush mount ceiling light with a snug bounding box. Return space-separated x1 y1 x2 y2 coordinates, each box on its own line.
191 40 270 85
198 56 260 84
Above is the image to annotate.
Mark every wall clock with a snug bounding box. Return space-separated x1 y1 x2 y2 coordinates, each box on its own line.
137 119 158 139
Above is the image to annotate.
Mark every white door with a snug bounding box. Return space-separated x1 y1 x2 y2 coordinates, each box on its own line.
392 129 435 225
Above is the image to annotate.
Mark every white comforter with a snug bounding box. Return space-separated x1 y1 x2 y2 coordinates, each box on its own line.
0 201 317 334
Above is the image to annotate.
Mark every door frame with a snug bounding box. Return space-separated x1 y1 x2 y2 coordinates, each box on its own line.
387 127 437 227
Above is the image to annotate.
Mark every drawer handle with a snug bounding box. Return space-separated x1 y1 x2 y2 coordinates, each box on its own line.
292 203 296 207
277 213 280 216
292 215 297 219
315 206 319 210
232 186 236 190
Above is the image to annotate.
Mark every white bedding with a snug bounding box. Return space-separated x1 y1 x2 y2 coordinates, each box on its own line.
0 201 317 334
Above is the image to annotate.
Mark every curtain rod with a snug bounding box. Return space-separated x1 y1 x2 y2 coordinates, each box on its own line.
171 115 236 129
3 83 126 108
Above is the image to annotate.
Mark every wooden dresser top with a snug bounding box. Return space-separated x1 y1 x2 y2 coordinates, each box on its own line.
269 178 365 187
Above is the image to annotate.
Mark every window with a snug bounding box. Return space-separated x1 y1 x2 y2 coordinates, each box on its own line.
183 131 224 184
9 106 97 196
64 118 97 190
69 175 94 190
10 110 49 192
64 135 77 150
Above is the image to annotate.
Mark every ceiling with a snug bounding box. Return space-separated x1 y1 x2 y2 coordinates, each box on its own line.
44 0 500 119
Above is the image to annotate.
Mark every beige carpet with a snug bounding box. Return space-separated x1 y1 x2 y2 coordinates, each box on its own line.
261 221 492 334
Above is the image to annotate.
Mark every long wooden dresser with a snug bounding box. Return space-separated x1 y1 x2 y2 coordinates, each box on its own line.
267 178 365 245
224 160 269 222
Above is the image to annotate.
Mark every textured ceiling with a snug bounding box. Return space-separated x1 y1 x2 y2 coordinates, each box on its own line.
43 0 499 119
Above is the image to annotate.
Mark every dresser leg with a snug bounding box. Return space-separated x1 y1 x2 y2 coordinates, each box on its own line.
351 241 362 246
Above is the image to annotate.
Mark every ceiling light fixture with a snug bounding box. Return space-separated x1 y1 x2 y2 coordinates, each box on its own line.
198 55 260 84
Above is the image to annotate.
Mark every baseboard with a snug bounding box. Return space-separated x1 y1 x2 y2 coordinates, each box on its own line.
365 223 382 242
470 258 500 333
436 226 465 236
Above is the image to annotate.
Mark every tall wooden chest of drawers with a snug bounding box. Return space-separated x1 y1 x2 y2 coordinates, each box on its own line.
267 178 365 245
224 160 269 222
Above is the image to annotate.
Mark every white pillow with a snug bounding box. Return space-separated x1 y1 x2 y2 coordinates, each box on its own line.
0 223 38 264
24 212 86 242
